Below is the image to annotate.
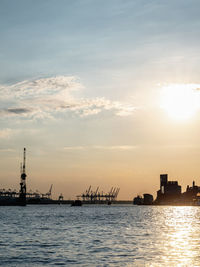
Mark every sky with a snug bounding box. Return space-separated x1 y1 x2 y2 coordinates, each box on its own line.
1 0 200 200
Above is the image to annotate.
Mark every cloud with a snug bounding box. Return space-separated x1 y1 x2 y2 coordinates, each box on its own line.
0 129 13 139
0 76 135 119
93 145 137 150
0 148 15 152
63 146 86 150
6 108 31 114
63 145 137 150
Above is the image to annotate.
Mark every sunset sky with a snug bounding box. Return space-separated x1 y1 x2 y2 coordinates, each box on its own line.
1 0 200 199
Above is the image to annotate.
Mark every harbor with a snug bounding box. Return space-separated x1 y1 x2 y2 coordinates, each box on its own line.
1 148 200 206
0 148 123 206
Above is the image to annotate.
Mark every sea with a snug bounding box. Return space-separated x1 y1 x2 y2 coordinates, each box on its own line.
0 205 200 266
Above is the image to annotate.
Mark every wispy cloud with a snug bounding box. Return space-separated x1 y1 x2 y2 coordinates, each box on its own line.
63 145 137 150
0 148 15 152
5 108 32 114
63 146 86 150
0 76 135 120
0 128 13 139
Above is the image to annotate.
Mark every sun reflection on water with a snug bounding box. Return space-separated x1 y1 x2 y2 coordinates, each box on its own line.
149 207 200 266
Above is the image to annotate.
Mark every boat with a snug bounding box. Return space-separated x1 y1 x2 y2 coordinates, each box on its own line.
71 200 82 206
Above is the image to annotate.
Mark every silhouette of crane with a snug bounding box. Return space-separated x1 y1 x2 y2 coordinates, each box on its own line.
77 186 120 203
19 148 27 206
46 184 53 198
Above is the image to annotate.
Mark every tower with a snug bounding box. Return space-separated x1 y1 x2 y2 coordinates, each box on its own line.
19 148 27 206
160 174 168 194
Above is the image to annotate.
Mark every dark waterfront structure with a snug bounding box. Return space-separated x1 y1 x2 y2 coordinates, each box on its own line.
0 148 27 206
0 150 121 205
0 149 54 205
71 199 82 206
77 186 120 204
19 148 27 206
134 174 200 206
133 194 153 205
155 174 182 205
143 194 154 205
133 195 143 205
182 181 200 205
26 184 54 204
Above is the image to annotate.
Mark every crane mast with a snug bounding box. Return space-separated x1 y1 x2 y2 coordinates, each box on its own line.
19 148 27 206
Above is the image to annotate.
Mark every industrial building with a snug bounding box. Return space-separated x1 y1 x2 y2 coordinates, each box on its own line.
133 194 153 205
134 174 200 205
182 181 200 205
155 174 182 204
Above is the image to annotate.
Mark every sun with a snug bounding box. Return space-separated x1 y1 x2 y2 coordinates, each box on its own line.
160 84 200 120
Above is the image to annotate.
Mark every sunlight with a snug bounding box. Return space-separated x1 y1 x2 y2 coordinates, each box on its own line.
157 207 199 266
160 84 200 120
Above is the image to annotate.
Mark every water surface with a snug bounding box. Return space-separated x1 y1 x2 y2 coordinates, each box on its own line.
0 205 200 266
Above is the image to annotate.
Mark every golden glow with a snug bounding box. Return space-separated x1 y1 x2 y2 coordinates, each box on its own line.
165 207 198 265
160 84 200 120
154 207 199 266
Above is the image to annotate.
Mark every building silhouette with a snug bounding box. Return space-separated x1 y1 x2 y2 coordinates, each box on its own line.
155 174 182 204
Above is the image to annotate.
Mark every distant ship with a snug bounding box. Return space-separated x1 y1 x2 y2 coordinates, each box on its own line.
71 200 82 206
0 185 55 205
26 184 54 204
0 191 20 206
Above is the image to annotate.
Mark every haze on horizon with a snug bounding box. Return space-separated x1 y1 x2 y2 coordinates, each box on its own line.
1 0 200 200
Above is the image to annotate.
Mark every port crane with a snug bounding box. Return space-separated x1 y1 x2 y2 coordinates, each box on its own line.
19 148 27 206
46 184 53 198
77 186 120 203
41 184 53 199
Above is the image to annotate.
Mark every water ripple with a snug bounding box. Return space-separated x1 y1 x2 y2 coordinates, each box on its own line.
0 205 200 266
